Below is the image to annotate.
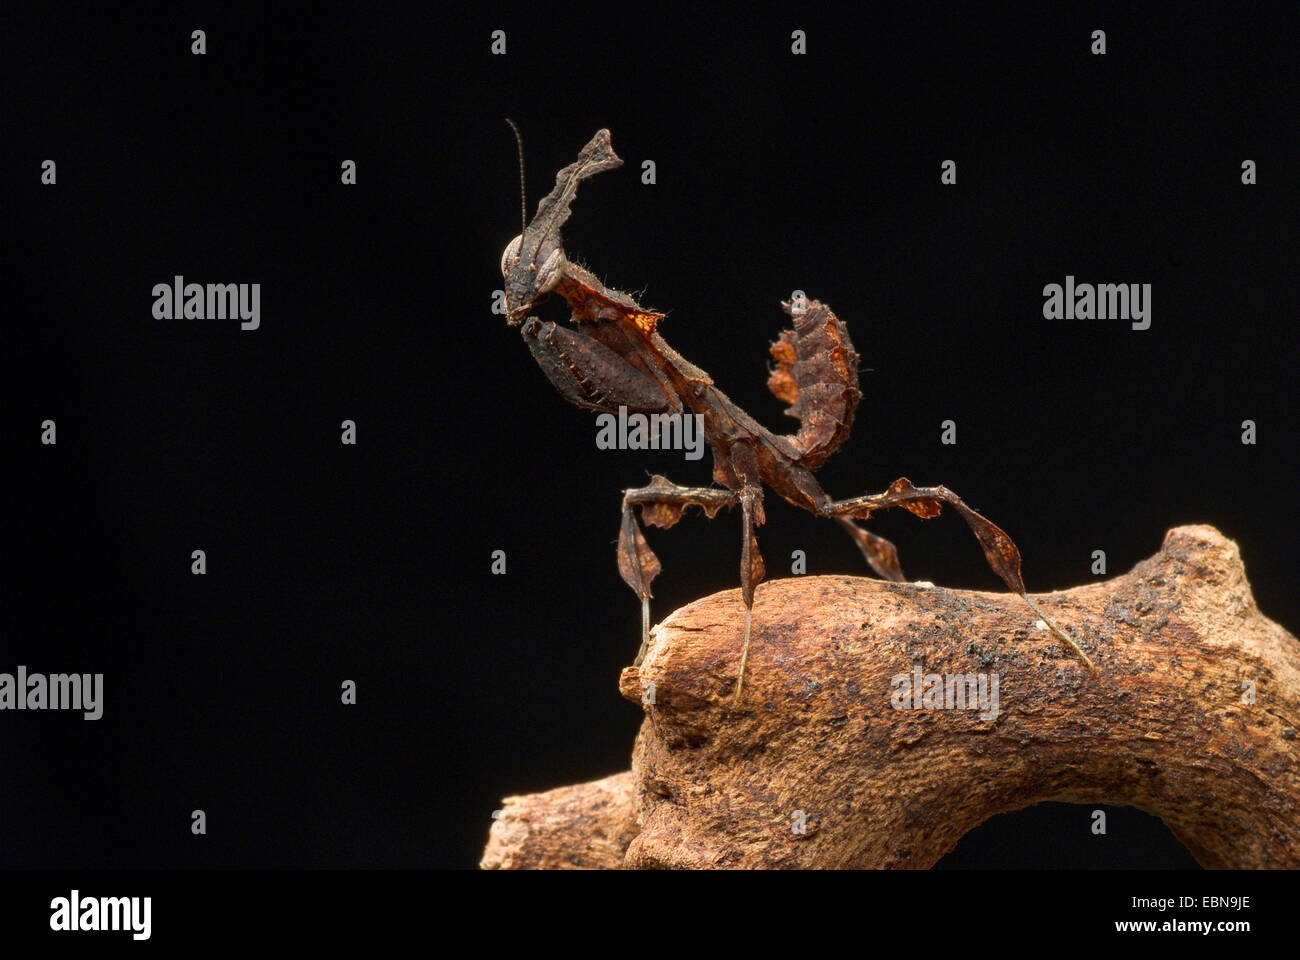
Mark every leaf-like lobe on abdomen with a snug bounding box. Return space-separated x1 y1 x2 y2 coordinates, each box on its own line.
766 299 861 469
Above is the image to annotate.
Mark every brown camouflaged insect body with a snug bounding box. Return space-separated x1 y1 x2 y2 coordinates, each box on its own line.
500 127 1096 702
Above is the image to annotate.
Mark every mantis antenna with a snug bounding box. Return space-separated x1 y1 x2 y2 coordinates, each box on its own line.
505 118 527 260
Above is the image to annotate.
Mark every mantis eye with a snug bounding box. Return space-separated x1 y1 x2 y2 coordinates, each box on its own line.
500 234 523 277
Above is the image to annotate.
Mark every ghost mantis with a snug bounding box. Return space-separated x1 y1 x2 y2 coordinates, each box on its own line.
499 124 1095 704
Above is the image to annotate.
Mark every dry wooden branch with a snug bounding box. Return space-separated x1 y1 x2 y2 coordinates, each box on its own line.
480 771 637 870
482 526 1299 869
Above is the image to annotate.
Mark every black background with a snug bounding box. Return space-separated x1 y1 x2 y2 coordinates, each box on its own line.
4 5 1295 872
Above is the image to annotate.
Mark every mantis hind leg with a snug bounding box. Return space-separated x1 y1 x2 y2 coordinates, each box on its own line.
836 517 906 582
824 478 1096 672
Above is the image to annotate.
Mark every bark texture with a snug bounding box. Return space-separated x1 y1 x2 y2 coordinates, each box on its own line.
482 526 1299 869
480 771 637 870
